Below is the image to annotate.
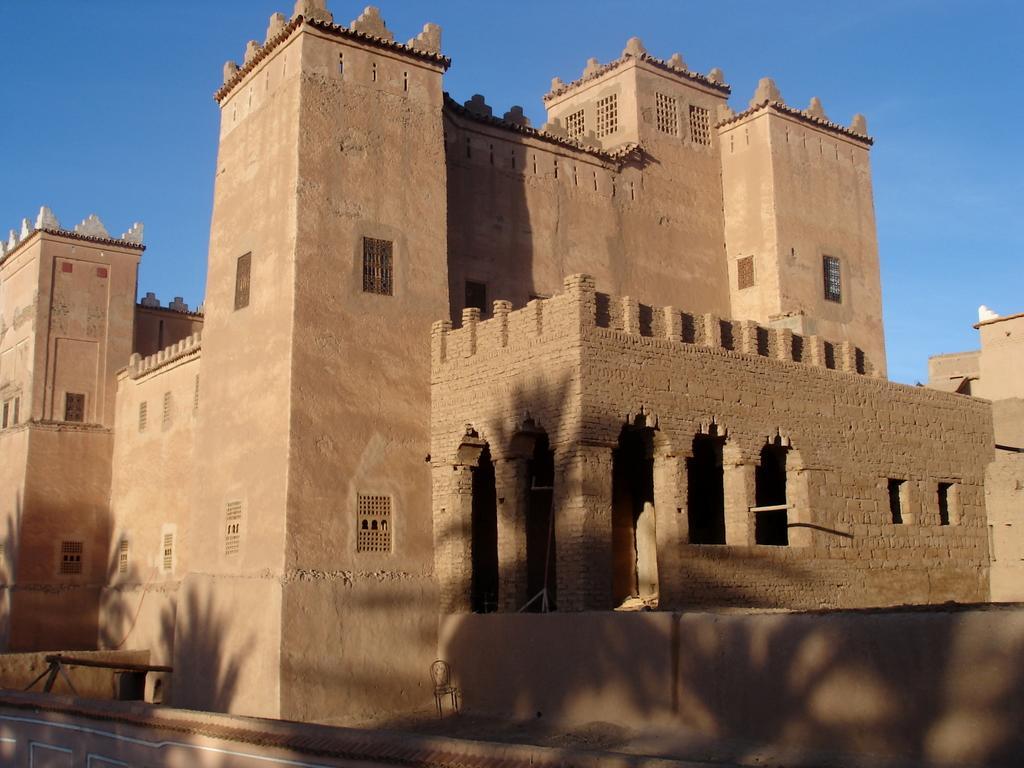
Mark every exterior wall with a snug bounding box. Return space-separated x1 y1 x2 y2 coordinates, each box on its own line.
928 349 980 394
722 110 885 376
0 240 40 428
432 276 991 613
976 313 1024 402
185 22 306 720
987 449 1024 602
439 607 1024 766
133 305 204 358
0 428 29 649
277 25 448 724
99 340 201 670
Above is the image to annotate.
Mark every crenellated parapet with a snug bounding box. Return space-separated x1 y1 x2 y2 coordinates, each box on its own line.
433 274 878 377
0 206 144 263
717 77 872 145
127 332 202 380
216 1 449 103
545 36 729 103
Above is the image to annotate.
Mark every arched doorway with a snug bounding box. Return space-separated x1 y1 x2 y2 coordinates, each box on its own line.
687 425 726 544
612 421 658 604
471 444 499 612
755 437 790 545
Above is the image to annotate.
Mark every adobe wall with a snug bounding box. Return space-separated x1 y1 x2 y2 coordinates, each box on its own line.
133 304 204 358
0 428 28 650
277 20 449 724
977 313 1024 402
987 449 1024 602
98 337 202 670
432 276 991 612
0 239 39 428
9 425 113 650
439 606 1024 766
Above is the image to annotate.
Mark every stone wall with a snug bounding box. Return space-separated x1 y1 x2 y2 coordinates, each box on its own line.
432 275 992 613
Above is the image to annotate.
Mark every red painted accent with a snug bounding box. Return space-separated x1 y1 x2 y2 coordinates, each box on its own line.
96 267 108 278
61 262 73 273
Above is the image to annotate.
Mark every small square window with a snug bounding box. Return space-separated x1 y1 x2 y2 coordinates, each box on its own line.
823 255 842 303
234 252 251 310
64 393 85 422
465 281 487 313
362 237 393 296
60 541 83 575
737 256 755 290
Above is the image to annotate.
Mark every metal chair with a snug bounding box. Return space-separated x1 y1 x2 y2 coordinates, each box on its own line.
430 659 459 718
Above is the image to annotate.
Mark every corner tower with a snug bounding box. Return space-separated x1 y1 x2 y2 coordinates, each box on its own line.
720 79 885 375
186 0 449 720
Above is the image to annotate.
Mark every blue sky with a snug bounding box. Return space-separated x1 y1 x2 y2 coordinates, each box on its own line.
1 1 1020 384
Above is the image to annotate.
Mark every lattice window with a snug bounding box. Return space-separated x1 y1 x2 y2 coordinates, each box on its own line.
465 281 487 313
656 92 678 135
162 533 174 572
823 255 842 303
60 541 83 575
225 501 242 556
357 494 392 553
118 539 129 574
162 392 172 428
139 401 148 432
193 375 200 413
737 256 755 290
564 108 585 139
64 393 85 423
689 104 711 146
596 95 618 138
362 237 393 296
234 252 251 310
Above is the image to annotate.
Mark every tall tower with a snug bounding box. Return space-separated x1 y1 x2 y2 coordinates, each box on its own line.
184 1 449 720
720 78 886 375
0 209 143 650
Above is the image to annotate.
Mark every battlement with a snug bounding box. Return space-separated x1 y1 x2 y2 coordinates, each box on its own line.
138 292 202 316
216 2 449 104
0 206 144 263
544 37 729 104
127 332 202 380
717 77 871 145
433 274 877 377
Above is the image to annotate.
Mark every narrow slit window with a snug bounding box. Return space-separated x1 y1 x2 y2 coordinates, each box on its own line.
162 391 172 428
338 52 344 76
938 482 959 526
888 479 906 524
234 252 251 310
362 237 394 296
193 375 200 413
12 397 19 425
1 402 8 429
139 401 148 432
372 61 377 82
823 255 842 303
64 393 85 423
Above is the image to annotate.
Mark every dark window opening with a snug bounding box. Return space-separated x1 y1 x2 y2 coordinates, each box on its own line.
64 393 85 423
612 421 658 604
823 255 842 303
471 445 499 613
888 479 905 524
362 237 393 296
234 252 251 310
938 482 952 526
1 403 7 429
157 319 165 349
11 397 18 425
687 427 726 544
525 433 556 612
465 280 487 313
755 440 789 545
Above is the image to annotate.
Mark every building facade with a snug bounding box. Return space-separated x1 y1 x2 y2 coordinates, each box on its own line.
0 0 1006 724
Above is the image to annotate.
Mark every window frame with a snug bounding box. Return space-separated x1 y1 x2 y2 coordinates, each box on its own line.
823 255 842 303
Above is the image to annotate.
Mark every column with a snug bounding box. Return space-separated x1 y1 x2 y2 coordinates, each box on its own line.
723 446 755 546
434 462 474 613
553 443 614 611
653 451 688 608
494 456 530 612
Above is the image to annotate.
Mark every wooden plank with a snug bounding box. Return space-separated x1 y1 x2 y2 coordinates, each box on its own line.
43 655 173 674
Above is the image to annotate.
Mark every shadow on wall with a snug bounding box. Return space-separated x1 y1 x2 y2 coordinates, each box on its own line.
0 492 23 650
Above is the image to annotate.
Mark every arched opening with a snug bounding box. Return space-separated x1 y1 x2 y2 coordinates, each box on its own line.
687 425 726 544
525 432 556 612
612 421 658 604
755 437 790 545
471 444 499 612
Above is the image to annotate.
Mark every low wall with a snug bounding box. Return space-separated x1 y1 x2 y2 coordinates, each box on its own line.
440 606 1024 766
0 649 148 699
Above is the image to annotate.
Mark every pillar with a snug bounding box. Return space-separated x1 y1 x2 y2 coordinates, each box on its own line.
494 456 530 611
653 451 688 607
723 446 755 546
434 463 474 612
553 443 614 611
